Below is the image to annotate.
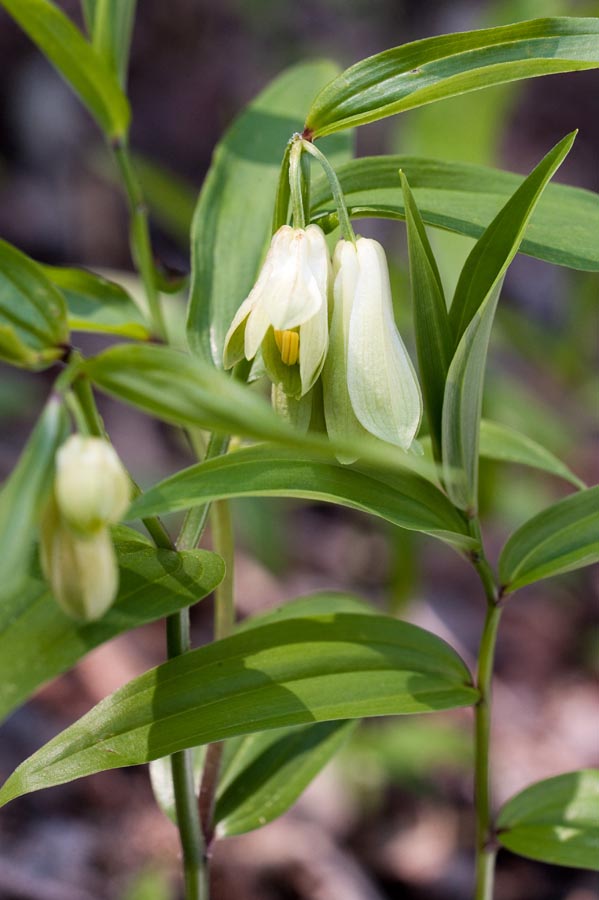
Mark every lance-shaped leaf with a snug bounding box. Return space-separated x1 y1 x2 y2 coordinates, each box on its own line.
0 395 69 602
0 613 477 806
0 529 224 723
187 60 351 366
304 18 599 137
42 266 150 340
499 486 599 593
310 155 599 273
401 171 451 459
0 239 69 369
496 770 599 870
150 591 369 830
479 420 585 490
127 445 472 550
442 134 574 511
0 0 130 139
83 0 137 87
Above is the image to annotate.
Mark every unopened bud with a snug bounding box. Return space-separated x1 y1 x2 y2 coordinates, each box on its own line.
40 494 119 621
54 436 130 536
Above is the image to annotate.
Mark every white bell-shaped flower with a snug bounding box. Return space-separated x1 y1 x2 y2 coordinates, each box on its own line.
323 237 422 452
54 436 130 537
224 224 330 399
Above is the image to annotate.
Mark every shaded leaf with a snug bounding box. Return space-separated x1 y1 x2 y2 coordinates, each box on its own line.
442 134 574 510
497 770 599 870
499 486 599 593
0 395 69 601
401 171 451 458
0 239 69 369
0 0 130 138
127 445 473 550
479 420 585 489
0 613 477 806
311 155 599 272
187 60 351 365
0 529 224 722
305 18 599 137
42 265 150 340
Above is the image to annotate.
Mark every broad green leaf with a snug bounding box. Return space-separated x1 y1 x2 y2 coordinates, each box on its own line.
0 239 69 369
0 0 130 139
214 721 355 837
442 134 574 511
449 133 576 344
187 60 351 366
497 770 599 870
0 613 478 805
127 445 473 550
0 529 224 723
401 172 451 459
0 395 69 601
479 420 585 490
83 343 444 484
310 155 599 273
499 486 599 592
89 0 137 87
305 18 599 137
42 265 150 340
237 591 375 632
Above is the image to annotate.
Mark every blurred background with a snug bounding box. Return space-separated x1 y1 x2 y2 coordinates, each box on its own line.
0 0 597 898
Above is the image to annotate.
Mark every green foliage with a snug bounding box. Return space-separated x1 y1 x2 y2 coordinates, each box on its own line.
0 613 477 806
497 770 599 870
0 0 130 138
0 528 224 722
479 420 585 489
311 155 599 272
305 18 599 136
499 486 599 591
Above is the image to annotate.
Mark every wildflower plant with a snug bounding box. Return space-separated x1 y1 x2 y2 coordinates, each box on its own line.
0 4 598 900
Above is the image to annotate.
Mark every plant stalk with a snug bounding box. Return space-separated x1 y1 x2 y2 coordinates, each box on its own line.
470 518 502 900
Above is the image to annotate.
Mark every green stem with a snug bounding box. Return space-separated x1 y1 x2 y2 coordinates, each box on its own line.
301 139 356 244
469 517 501 900
289 138 307 229
112 140 167 340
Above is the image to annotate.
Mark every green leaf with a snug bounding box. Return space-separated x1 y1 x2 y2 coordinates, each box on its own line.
400 171 451 459
310 155 599 273
0 0 130 138
305 18 599 137
186 60 351 366
449 133 577 344
83 343 444 484
497 770 599 870
127 445 473 550
0 239 69 369
0 395 69 601
89 0 137 86
0 529 224 723
215 721 355 837
0 613 477 806
498 486 599 593
441 134 574 511
479 420 585 490
42 265 150 340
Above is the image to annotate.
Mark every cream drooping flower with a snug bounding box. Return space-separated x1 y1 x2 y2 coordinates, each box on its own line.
323 237 422 451
223 224 330 399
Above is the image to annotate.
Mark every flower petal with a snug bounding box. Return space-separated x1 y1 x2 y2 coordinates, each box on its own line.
258 228 326 331
347 238 422 449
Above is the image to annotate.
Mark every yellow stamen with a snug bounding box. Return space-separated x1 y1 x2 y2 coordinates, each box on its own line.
274 329 300 366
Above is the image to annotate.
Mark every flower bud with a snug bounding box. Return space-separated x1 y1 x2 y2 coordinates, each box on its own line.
40 494 119 621
323 237 422 453
223 224 330 399
54 436 130 536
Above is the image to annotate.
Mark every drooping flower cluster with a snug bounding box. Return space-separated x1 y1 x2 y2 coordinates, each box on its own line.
40 436 131 621
224 224 422 457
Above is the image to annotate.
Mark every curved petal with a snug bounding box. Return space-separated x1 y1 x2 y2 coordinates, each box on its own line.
259 228 326 331
347 239 422 450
